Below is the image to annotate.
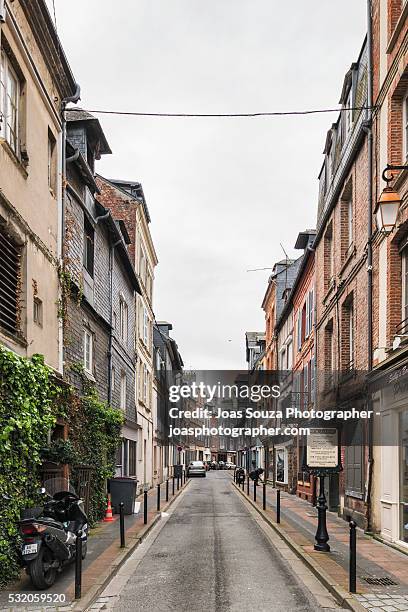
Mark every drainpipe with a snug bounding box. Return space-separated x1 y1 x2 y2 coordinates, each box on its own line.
61 84 81 258
364 0 374 532
59 84 80 375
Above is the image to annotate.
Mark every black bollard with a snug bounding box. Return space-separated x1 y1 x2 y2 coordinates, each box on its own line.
242 475 245 491
277 489 281 524
314 475 330 552
172 475 175 496
166 479 169 502
246 474 249 496
157 483 161 512
254 481 257 502
74 530 83 600
119 502 125 548
263 483 266 510
183 469 186 485
349 520 357 593
144 490 148 525
177 475 180 491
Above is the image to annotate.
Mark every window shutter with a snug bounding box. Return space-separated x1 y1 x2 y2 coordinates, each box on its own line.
305 298 310 337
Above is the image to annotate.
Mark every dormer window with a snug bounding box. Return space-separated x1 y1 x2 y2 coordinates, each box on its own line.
344 89 353 138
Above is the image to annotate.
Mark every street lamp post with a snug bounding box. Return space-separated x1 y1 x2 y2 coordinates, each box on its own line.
314 474 330 552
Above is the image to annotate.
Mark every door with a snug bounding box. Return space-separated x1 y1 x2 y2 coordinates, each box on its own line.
400 411 408 543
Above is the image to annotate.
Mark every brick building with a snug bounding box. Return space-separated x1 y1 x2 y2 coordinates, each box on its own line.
64 110 141 478
291 230 316 503
368 0 408 546
314 39 370 523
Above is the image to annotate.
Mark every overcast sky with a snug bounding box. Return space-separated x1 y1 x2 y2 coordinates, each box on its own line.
49 0 367 370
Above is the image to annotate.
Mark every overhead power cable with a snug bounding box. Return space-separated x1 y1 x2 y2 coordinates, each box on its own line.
67 105 374 119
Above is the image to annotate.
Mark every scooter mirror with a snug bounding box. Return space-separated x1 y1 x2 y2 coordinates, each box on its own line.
38 487 46 495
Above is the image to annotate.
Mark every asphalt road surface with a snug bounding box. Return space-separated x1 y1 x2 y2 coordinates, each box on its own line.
98 471 340 612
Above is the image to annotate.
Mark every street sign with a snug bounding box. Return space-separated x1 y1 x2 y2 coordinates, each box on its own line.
306 427 341 473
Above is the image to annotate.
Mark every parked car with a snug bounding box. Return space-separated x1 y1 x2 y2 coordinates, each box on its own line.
187 461 206 477
210 461 218 470
225 462 236 470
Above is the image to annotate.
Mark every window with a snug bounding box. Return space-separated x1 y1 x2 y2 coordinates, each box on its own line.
324 320 334 387
342 297 354 372
48 129 57 193
345 421 363 497
308 290 314 335
83 329 93 374
286 340 293 370
303 362 309 408
404 93 408 160
129 440 137 477
276 448 287 484
139 247 147 285
0 50 19 154
83 217 94 277
120 371 126 410
146 269 153 301
324 222 334 291
280 348 286 372
402 244 408 325
344 89 353 140
297 311 302 351
119 297 128 343
143 307 149 346
143 364 148 404
115 442 123 477
310 357 315 403
33 297 43 327
347 198 353 247
0 226 21 335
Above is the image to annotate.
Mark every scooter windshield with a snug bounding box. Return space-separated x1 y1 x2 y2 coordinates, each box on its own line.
43 478 77 498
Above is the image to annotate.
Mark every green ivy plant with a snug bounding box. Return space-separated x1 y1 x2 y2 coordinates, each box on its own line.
40 438 79 466
0 349 123 587
0 348 60 587
64 368 123 524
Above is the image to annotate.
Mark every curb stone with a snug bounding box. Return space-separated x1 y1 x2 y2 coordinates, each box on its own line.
231 480 366 612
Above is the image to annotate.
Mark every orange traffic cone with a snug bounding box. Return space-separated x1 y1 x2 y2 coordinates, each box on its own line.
103 494 115 522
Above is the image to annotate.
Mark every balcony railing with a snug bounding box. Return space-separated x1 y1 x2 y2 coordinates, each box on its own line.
396 316 408 337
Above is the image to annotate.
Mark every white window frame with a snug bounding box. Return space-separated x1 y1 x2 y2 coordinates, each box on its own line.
286 340 293 370
83 329 93 374
143 364 148 404
143 307 149 346
0 50 19 154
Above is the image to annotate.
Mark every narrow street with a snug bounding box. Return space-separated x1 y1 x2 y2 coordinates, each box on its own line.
93 472 342 612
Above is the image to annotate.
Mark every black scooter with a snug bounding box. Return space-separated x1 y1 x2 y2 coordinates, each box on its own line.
19 488 88 589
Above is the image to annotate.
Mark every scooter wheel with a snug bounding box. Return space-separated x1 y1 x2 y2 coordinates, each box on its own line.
29 547 57 590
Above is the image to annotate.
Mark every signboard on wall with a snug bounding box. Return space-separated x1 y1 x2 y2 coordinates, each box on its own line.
306 428 340 472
